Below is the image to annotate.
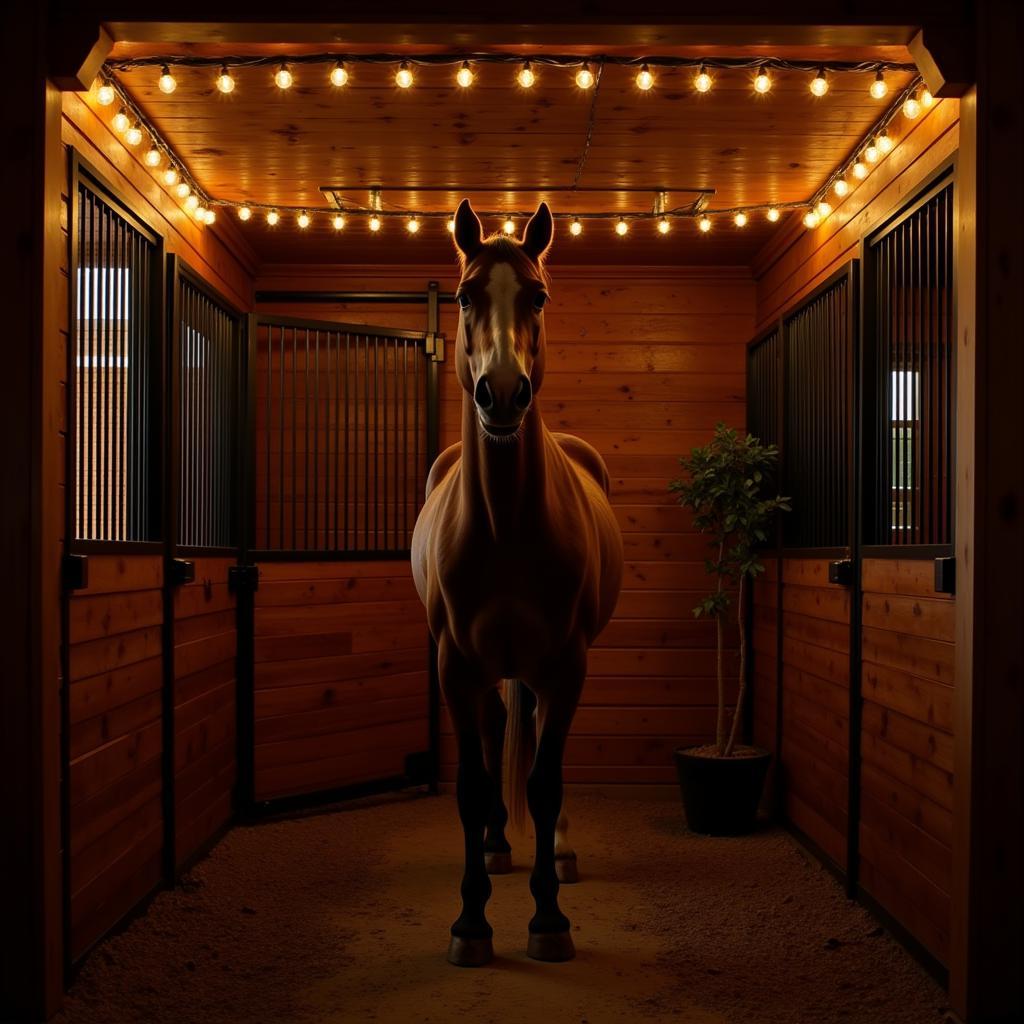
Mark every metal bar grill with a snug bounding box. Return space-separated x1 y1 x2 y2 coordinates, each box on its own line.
782 276 852 549
252 316 431 554
867 180 954 546
72 174 159 543
747 328 780 448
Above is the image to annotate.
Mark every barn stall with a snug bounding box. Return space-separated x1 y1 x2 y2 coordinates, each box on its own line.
4 6 1022 1024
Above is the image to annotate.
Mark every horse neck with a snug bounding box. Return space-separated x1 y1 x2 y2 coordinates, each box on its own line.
460 391 547 538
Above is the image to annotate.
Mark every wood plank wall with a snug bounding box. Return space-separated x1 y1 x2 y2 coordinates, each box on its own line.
751 98 960 967
257 263 753 787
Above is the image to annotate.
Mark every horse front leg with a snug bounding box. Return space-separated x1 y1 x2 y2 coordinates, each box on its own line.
554 807 579 883
439 634 495 967
481 686 512 874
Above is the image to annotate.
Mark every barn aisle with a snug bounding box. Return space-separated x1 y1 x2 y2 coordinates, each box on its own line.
55 794 947 1024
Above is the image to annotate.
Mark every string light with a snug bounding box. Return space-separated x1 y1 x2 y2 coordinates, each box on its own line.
754 65 772 94
143 142 161 167
902 91 922 119
693 65 712 93
657 216 671 234
569 217 583 236
517 62 535 89
369 214 382 232
445 218 455 233
576 62 595 90
330 61 349 87
766 207 780 222
162 166 180 187
864 138 880 163
636 64 654 91
125 122 143 146
175 181 191 199
193 203 207 220
112 108 130 133
615 217 629 236
877 129 894 154
870 70 888 100
96 82 115 106
184 194 200 212
406 216 420 233
815 199 833 218
921 88 934 108
333 214 346 230
698 215 712 233
852 158 869 179
266 209 280 226
275 63 293 90
734 211 748 227
158 66 177 94
297 210 311 229
395 62 414 89
810 68 829 97
238 206 252 221
503 218 515 235
216 65 235 93
803 209 821 228
834 177 850 197
456 61 474 88
206 209 217 224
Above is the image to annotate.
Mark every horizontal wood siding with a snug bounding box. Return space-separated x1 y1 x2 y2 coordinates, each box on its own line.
172 557 237 868
67 555 164 961
751 558 779 802
252 561 430 800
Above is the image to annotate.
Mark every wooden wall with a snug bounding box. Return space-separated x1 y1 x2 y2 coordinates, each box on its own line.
257 262 753 787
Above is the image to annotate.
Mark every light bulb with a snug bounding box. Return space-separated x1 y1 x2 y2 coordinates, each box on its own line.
163 166 179 187
870 70 888 100
266 209 280 226
636 64 654 91
203 208 217 225
576 63 595 89
766 207 780 222
175 181 191 199
734 212 748 228
810 68 829 97
330 62 349 88
144 144 161 167
112 108 130 134
395 62 414 89
158 66 177 94
125 123 143 147
615 218 629 236
96 82 115 106
332 214 346 231
878 130 894 154
275 63 293 90
503 218 515 235
657 217 671 234
698 215 712 233
184 194 200 212
369 215 382 232
297 210 310 229
864 139 880 163
852 159 868 180
238 206 252 221
456 61 474 89
834 178 850 197
754 65 772 94
903 93 921 119
445 218 455 233
803 210 821 229
816 199 832 218
406 216 420 234
569 217 583 236
517 62 535 89
216 66 235 94
693 65 712 93
193 204 208 221
921 88 934 108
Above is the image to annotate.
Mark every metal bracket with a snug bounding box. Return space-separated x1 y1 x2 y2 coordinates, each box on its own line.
425 333 446 363
62 553 89 592
934 556 956 595
228 564 260 593
168 558 196 586
828 558 854 587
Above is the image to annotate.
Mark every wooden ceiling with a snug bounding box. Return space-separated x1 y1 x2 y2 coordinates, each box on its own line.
107 42 915 266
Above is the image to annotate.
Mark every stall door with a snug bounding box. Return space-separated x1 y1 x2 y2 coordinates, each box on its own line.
246 315 435 805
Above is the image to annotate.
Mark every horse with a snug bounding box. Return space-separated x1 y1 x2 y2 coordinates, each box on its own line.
411 199 623 966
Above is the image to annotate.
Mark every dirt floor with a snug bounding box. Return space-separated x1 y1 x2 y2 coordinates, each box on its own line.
56 792 950 1024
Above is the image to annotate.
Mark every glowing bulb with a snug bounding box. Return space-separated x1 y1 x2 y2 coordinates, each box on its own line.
175 181 191 199
369 215 382 232
125 123 143 147
834 178 850 198
698 215 712 233
456 61 474 89
144 144 161 167
810 68 829 97
162 166 179 187
330 62 349 88
803 209 821 229
852 159 869 180
693 65 712 93
878 130 894 155
158 66 177 94
184 194 200 212
275 63 293 90
864 139 880 163
754 65 772 94
445 218 455 233
576 63 595 90
203 208 217 225
238 206 252 221
870 70 888 100
96 82 115 106
266 209 280 226
569 217 583 236
193 204 207 221
921 89 934 108
517 62 535 89
332 214 346 231
112 108 130 134
816 200 832 218
903 93 921 119
503 218 515 235
297 210 310 229
406 216 420 234
766 207 780 222
615 217 629 236
734 212 748 228
216 66 235 93
395 62 414 89
657 217 671 234
636 64 654 91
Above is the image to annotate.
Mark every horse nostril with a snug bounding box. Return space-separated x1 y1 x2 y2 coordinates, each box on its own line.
513 375 532 410
474 376 494 410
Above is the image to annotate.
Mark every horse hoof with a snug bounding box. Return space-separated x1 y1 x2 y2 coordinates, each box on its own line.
555 853 579 884
527 930 575 962
485 851 513 874
447 935 494 967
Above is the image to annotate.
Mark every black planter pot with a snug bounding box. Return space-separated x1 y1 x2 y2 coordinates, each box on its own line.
673 746 772 835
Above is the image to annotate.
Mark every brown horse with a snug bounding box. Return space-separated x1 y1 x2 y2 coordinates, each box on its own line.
411 199 623 966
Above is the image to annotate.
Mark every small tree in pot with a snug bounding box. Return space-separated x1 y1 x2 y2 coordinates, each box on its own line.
668 423 790 834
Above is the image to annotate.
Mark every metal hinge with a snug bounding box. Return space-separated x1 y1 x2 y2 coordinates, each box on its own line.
228 564 260 593
934 556 956 595
425 333 446 363
62 553 89 592
168 558 196 586
828 558 854 586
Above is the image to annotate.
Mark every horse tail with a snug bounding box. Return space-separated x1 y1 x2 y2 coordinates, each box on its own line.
504 679 536 833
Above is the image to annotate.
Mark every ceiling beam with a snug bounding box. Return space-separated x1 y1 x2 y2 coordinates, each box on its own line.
908 25 974 97
49 20 113 90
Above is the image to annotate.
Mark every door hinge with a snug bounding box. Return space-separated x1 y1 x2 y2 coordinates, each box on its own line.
828 558 854 586
934 556 956 595
62 553 89 592
228 564 260 593
168 558 196 586
425 333 445 363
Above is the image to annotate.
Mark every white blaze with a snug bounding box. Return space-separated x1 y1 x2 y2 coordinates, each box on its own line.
486 263 521 370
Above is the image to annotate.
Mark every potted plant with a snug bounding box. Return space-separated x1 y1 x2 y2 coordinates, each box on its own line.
668 422 790 835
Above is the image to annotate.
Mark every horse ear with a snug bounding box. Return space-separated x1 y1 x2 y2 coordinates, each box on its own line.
453 199 483 261
521 201 554 260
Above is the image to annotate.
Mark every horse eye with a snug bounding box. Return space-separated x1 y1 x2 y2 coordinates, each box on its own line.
533 293 549 310
457 293 472 311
